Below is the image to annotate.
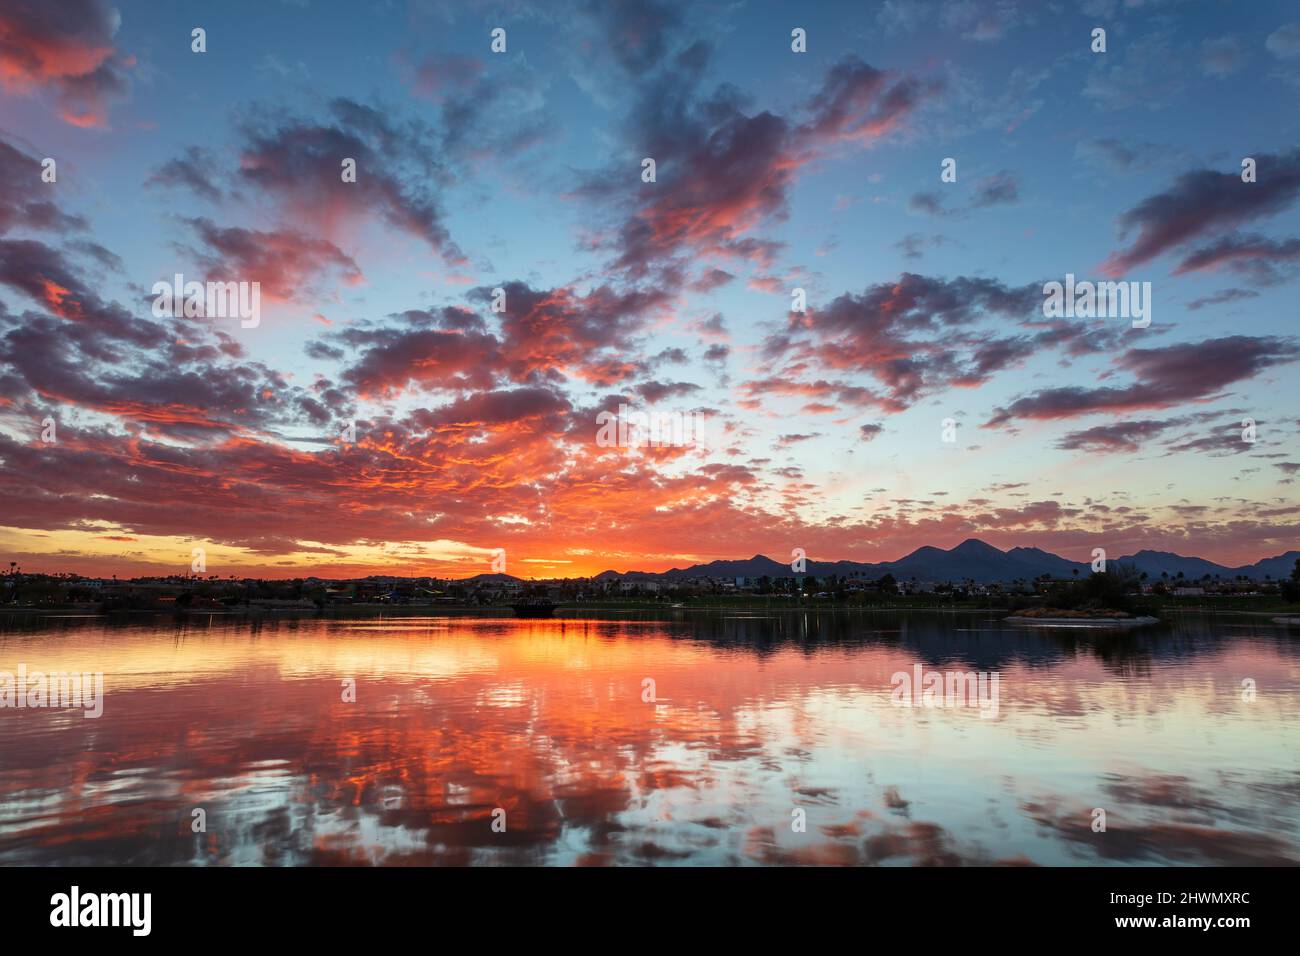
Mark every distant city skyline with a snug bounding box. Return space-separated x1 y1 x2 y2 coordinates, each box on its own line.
1 1 1299 580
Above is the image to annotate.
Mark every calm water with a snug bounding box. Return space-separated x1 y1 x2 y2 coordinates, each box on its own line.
0 610 1296 866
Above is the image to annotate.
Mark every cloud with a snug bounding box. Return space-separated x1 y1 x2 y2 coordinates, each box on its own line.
894 233 949 259
1074 138 1158 173
1185 288 1260 311
329 309 502 399
0 238 153 343
398 51 550 163
801 56 940 147
221 99 463 260
758 273 1042 412
877 0 1027 43
469 280 673 385
0 234 338 441
1101 149 1300 275
577 49 935 282
1164 423 1263 457
1200 36 1244 77
1083 31 1185 112
0 138 87 233
878 0 936 36
412 387 571 431
1056 420 1175 453
907 173 1017 217
1055 413 1260 457
184 217 363 301
908 191 948 217
0 0 132 126
970 170 1019 207
577 0 692 77
146 147 225 203
1173 233 1300 285
634 380 701 404
1266 22 1300 59
986 336 1300 427
941 0 1027 42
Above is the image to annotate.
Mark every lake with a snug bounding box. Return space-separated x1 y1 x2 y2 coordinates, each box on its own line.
0 609 1296 866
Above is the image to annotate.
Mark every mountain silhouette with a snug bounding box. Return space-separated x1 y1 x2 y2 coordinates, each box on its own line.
594 539 1299 584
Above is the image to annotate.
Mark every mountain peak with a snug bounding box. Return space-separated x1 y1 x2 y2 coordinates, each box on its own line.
952 538 1002 555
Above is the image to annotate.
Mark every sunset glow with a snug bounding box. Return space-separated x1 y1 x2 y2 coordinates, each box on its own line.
1 1 1298 579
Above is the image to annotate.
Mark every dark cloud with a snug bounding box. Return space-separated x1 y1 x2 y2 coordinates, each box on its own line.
894 233 948 259
0 138 87 234
411 387 571 430
146 147 225 203
1186 287 1260 311
0 238 153 344
1102 150 1300 275
330 313 502 399
1164 422 1262 457
987 337 1300 427
970 171 1019 207
758 273 1042 411
801 56 941 146
634 380 701 404
1057 419 1179 453
0 237 336 441
1174 233 1300 285
218 99 463 261
908 191 947 216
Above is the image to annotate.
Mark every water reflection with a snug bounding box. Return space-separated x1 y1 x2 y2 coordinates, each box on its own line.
0 610 1295 865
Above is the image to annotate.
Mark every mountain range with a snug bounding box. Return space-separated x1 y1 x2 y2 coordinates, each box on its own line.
581 539 1300 585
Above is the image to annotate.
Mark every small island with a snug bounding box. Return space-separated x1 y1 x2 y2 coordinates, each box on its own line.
1006 606 1160 626
1003 565 1162 626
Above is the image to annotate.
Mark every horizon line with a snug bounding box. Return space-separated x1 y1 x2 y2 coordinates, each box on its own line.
8 536 1296 583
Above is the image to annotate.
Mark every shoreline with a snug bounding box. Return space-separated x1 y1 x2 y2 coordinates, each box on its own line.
4 603 1296 620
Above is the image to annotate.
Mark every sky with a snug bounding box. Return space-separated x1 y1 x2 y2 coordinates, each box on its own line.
0 0 1298 580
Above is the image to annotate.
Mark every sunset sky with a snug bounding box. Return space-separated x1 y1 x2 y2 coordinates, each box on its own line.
1 0 1298 579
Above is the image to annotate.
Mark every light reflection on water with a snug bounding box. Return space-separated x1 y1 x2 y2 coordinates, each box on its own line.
0 610 1296 866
